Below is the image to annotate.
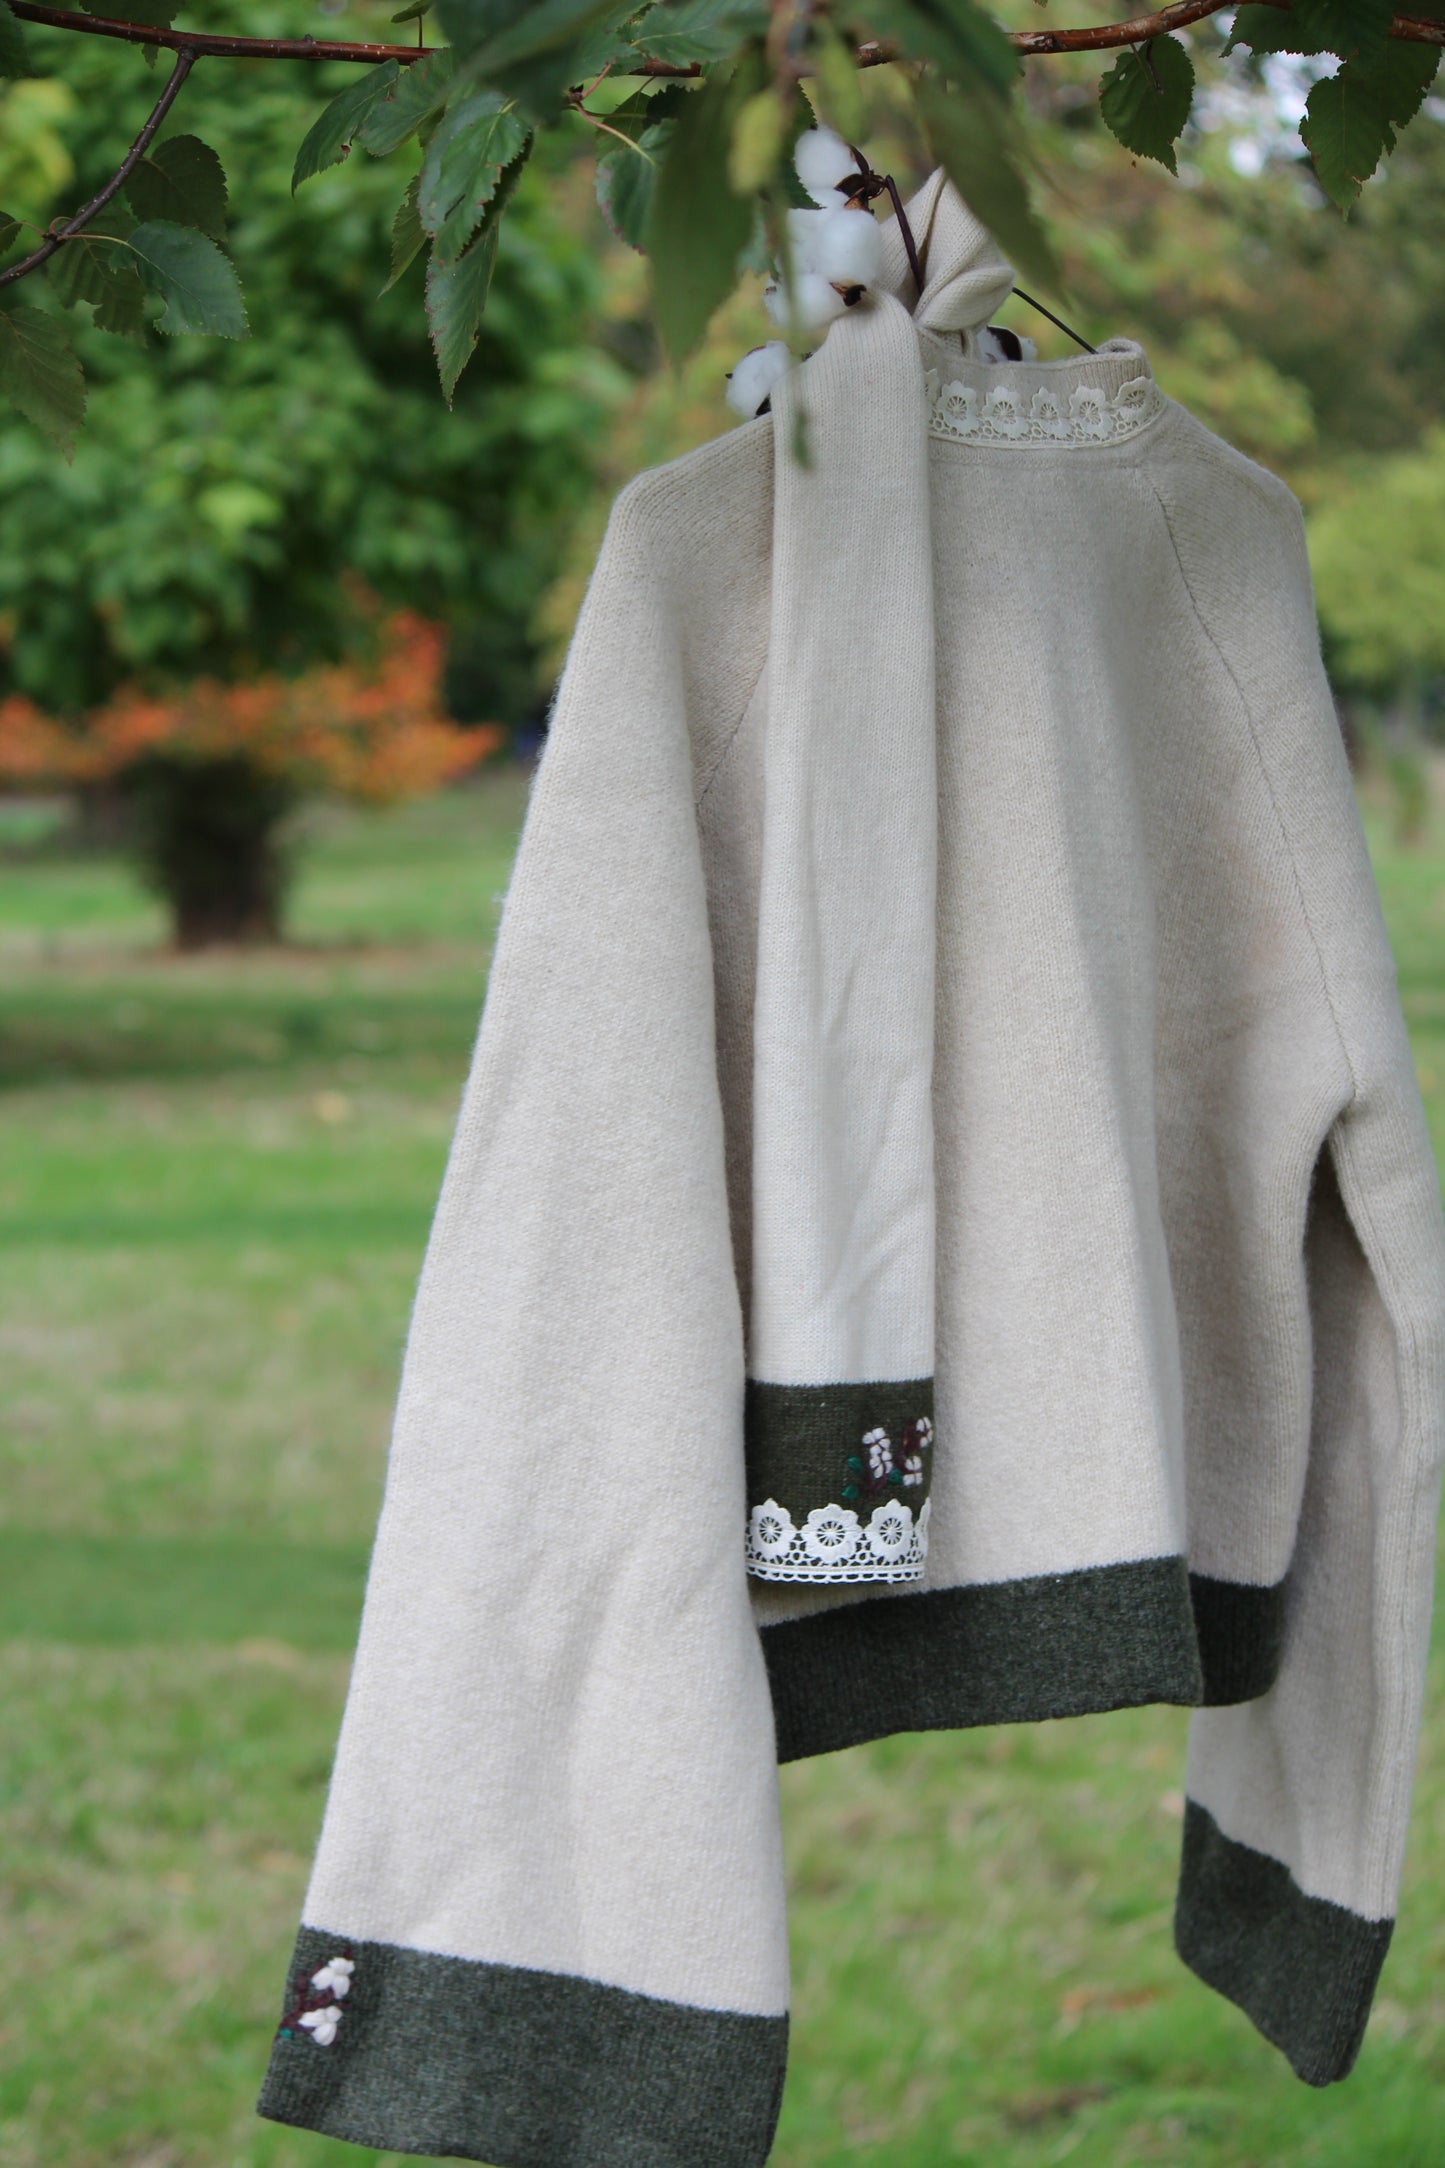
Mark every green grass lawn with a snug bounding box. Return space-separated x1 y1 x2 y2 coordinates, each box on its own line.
2 772 1443 2168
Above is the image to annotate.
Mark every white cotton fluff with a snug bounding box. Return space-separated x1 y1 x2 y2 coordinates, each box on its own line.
812 207 883 292
726 341 791 420
785 207 830 275
794 125 856 208
764 273 848 339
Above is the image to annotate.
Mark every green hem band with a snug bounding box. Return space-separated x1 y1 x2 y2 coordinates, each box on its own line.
745 1377 934 1523
257 1928 788 2167
1174 1799 1393 2085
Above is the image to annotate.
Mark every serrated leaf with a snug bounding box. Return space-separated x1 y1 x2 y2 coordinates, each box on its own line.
0 0 31 78
1350 38 1440 127
424 141 528 399
0 305 85 456
0 211 22 255
439 0 633 118
1290 0 1395 58
292 62 401 192
1098 34 1196 174
384 175 426 290
1223 4 1331 54
356 48 457 155
918 78 1059 293
648 53 762 365
125 221 248 337
628 0 768 65
125 135 228 240
596 121 672 250
94 266 148 341
1300 69 1387 205
863 0 1019 98
418 91 529 264
391 0 432 19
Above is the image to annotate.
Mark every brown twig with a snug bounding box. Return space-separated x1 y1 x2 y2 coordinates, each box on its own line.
7 2 437 63
0 46 194 291
5 0 1440 75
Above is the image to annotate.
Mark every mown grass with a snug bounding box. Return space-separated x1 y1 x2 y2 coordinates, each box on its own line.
1 771 1442 2168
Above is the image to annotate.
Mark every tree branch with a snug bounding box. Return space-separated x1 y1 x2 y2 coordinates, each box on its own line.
5 0 1441 76
0 45 193 291
6 3 437 63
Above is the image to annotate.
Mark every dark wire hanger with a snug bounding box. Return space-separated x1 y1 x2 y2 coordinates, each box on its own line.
838 148 1097 358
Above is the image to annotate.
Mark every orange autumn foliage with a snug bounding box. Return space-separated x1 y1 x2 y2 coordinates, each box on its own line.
0 613 500 804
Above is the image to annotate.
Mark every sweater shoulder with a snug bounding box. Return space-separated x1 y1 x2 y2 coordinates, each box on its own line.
1146 400 1305 551
606 418 773 580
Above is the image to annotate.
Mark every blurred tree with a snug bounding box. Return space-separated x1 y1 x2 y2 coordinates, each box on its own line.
0 7 628 718
0 609 499 943
1306 430 1445 703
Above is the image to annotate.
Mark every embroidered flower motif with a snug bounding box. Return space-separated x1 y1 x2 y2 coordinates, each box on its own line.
801 1503 861 1563
938 381 980 436
311 1955 355 1999
863 1427 893 1480
749 1499 796 1562
1030 388 1071 441
901 1455 924 1486
1068 385 1113 441
982 384 1028 440
299 2006 343 2046
911 1415 934 1450
1114 376 1155 425
868 1499 913 1555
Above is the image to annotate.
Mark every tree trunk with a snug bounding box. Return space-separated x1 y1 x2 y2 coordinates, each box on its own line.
122 753 295 949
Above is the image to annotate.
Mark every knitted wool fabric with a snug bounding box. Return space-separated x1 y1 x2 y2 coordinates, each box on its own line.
259 179 1445 2165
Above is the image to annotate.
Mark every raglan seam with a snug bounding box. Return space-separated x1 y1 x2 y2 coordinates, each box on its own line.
1141 472 1359 1111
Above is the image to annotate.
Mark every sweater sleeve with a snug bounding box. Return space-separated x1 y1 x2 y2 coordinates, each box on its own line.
257 430 790 2168
1155 453 1445 2084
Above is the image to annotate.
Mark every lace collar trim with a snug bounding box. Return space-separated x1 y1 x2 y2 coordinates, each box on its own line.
924 364 1166 450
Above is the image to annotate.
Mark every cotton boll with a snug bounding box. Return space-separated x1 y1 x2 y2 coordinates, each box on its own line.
812 207 883 293
785 207 829 277
794 125 856 207
764 273 848 338
726 341 790 419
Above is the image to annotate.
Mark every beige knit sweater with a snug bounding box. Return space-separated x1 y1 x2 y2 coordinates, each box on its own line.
260 180 1445 2166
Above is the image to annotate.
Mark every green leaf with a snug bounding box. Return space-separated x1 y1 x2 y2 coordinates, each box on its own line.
417 90 530 265
424 140 528 399
1300 67 1390 205
1351 38 1440 128
0 211 23 256
439 0 633 118
862 0 1019 98
596 120 672 250
1223 4 1332 55
1298 45 1436 206
0 304 85 456
810 23 867 142
647 54 762 365
125 135 228 240
1290 0 1395 58
0 0 31 78
917 78 1059 293
355 49 457 155
291 62 401 191
384 175 426 290
628 0 768 65
391 0 433 19
124 221 248 337
1098 34 1196 174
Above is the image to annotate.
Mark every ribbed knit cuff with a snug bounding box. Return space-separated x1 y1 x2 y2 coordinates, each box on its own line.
258 1928 788 2166
1174 1801 1393 2085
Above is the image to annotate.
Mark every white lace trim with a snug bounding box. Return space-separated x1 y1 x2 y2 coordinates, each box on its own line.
746 1496 929 1585
926 369 1164 449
